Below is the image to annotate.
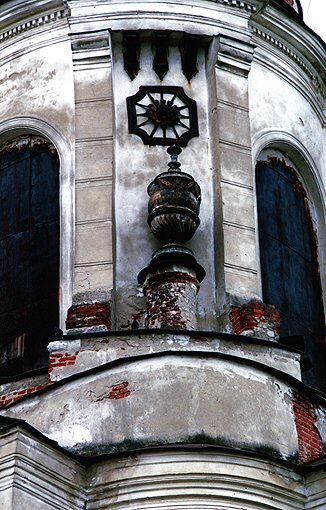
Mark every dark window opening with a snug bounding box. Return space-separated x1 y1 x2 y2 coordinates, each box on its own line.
0 135 59 376
256 157 326 392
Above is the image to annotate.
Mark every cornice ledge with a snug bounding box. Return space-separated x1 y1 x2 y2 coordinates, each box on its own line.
251 25 326 103
67 0 258 13
249 3 325 100
0 0 70 45
206 0 257 12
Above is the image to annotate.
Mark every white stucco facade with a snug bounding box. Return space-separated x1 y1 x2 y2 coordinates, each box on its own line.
0 0 325 508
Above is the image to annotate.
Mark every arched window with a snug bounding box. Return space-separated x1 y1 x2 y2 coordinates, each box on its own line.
256 155 326 392
0 135 59 376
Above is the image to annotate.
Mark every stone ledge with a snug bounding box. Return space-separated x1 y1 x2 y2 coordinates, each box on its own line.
47 330 301 382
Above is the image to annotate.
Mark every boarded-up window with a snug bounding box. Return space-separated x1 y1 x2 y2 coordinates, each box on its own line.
256 157 326 391
0 135 59 375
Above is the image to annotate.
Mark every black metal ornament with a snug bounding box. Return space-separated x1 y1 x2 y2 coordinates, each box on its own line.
179 34 200 82
123 32 140 80
126 86 199 147
153 32 169 81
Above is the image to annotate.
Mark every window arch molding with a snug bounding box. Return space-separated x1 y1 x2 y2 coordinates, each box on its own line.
252 130 326 311
0 117 75 331
253 132 326 390
252 129 326 217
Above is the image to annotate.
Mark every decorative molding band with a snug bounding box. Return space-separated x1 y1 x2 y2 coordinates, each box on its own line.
75 176 113 185
217 98 249 112
71 30 109 52
251 26 325 101
223 221 255 233
86 449 304 510
75 218 112 228
76 218 112 227
75 97 112 105
0 8 69 44
210 0 257 12
221 178 254 191
219 138 252 153
75 136 113 143
74 261 113 268
0 428 86 509
225 262 258 275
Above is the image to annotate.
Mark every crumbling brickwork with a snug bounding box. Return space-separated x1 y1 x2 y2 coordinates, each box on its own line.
229 300 280 340
108 381 130 400
48 352 79 382
292 392 324 464
66 302 111 330
0 384 50 407
145 271 199 329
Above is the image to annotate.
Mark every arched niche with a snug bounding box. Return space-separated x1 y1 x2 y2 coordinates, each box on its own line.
254 143 326 392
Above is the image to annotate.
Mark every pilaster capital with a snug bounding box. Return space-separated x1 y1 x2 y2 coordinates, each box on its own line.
70 30 110 66
215 35 256 76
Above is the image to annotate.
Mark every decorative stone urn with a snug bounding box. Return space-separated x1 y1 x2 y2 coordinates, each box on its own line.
147 146 201 244
138 146 205 330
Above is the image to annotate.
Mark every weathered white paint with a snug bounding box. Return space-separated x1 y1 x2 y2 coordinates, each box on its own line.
47 331 302 382
0 2 325 508
2 354 302 459
4 425 324 510
0 0 323 324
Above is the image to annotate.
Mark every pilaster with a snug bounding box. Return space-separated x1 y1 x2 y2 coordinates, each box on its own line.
70 31 113 303
214 35 259 305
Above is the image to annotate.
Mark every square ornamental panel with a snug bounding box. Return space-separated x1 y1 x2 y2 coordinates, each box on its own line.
127 86 199 147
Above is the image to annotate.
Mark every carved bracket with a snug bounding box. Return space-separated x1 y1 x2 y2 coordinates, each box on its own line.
123 31 140 80
122 30 206 82
179 34 200 82
153 31 169 81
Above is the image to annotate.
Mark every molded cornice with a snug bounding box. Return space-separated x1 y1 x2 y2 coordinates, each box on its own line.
250 2 325 105
0 0 69 44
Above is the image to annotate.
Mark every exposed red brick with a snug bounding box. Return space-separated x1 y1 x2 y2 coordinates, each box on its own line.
108 381 131 400
145 271 199 330
17 389 28 396
58 356 78 362
293 393 324 464
50 362 67 368
66 301 111 330
145 271 199 292
229 300 280 336
47 351 80 381
0 383 51 407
